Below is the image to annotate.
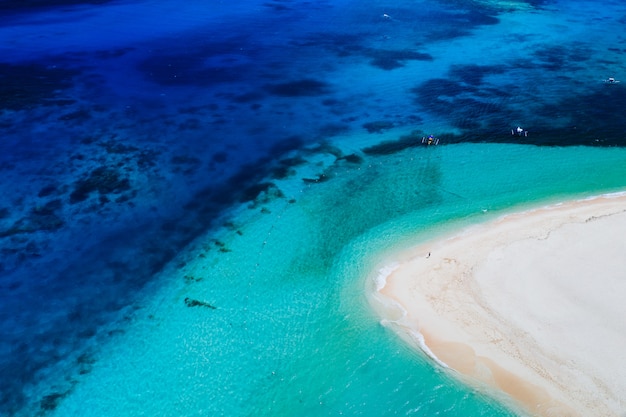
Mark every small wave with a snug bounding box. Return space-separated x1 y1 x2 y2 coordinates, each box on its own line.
374 262 399 291
408 330 449 368
373 263 450 369
585 190 626 200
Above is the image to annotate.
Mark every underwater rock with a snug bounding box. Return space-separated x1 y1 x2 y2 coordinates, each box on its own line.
76 353 96 365
32 199 63 216
171 154 201 175
318 123 350 137
69 166 131 204
365 48 433 70
0 199 65 237
171 155 201 165
98 139 139 155
38 184 59 198
340 153 364 164
265 79 331 97
270 164 295 180
1 0 115 12
40 392 68 411
212 152 228 163
363 120 394 133
362 131 424 155
270 156 306 180
0 62 78 110
184 275 202 283
184 297 216 309
302 174 329 183
136 149 160 168
58 108 91 122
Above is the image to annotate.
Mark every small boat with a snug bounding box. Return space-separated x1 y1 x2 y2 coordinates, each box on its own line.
604 77 620 84
511 126 528 137
421 135 439 146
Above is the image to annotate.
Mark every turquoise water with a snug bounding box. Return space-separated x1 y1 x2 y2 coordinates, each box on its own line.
2 0 626 415
41 143 626 417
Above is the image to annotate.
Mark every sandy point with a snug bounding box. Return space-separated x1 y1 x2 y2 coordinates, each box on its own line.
369 193 626 417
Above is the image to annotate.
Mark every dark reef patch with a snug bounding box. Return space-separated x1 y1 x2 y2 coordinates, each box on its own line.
271 156 307 179
171 154 201 175
231 91 266 103
362 131 425 155
530 85 626 146
137 38 255 87
0 199 65 237
363 120 395 133
58 108 92 123
412 77 475 101
418 4 500 41
262 0 293 12
527 44 592 71
317 123 350 137
93 47 135 60
265 79 332 97
69 166 131 204
1 0 112 8
410 62 516 133
0 0 114 15
212 152 228 164
409 78 626 147
448 64 507 86
184 297 216 309
302 174 329 183
38 184 60 198
339 153 364 164
0 62 78 111
293 32 433 69
40 391 69 412
184 137 306 220
291 32 366 58
98 139 139 155
410 55 626 147
269 135 305 155
365 48 433 70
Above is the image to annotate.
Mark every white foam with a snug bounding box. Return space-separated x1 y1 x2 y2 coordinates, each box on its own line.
407 330 449 369
373 267 449 369
373 263 399 291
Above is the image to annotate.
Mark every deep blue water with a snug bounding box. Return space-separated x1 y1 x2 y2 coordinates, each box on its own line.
2 0 626 415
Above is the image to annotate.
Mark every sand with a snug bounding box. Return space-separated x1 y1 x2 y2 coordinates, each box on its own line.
371 193 626 417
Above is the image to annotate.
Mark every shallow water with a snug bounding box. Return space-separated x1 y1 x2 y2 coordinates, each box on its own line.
2 0 626 415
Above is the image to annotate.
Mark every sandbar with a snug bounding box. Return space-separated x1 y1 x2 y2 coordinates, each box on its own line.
370 193 626 416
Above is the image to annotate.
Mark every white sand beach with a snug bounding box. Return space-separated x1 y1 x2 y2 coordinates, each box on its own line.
371 193 626 417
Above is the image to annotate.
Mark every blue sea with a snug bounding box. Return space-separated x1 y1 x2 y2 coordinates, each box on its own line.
2 0 626 415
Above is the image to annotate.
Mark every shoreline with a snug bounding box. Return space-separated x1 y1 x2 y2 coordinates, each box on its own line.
369 192 626 417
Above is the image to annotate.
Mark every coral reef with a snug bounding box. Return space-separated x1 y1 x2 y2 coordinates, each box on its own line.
69 166 131 204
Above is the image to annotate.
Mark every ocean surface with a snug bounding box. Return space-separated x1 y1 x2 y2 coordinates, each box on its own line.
2 0 626 415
